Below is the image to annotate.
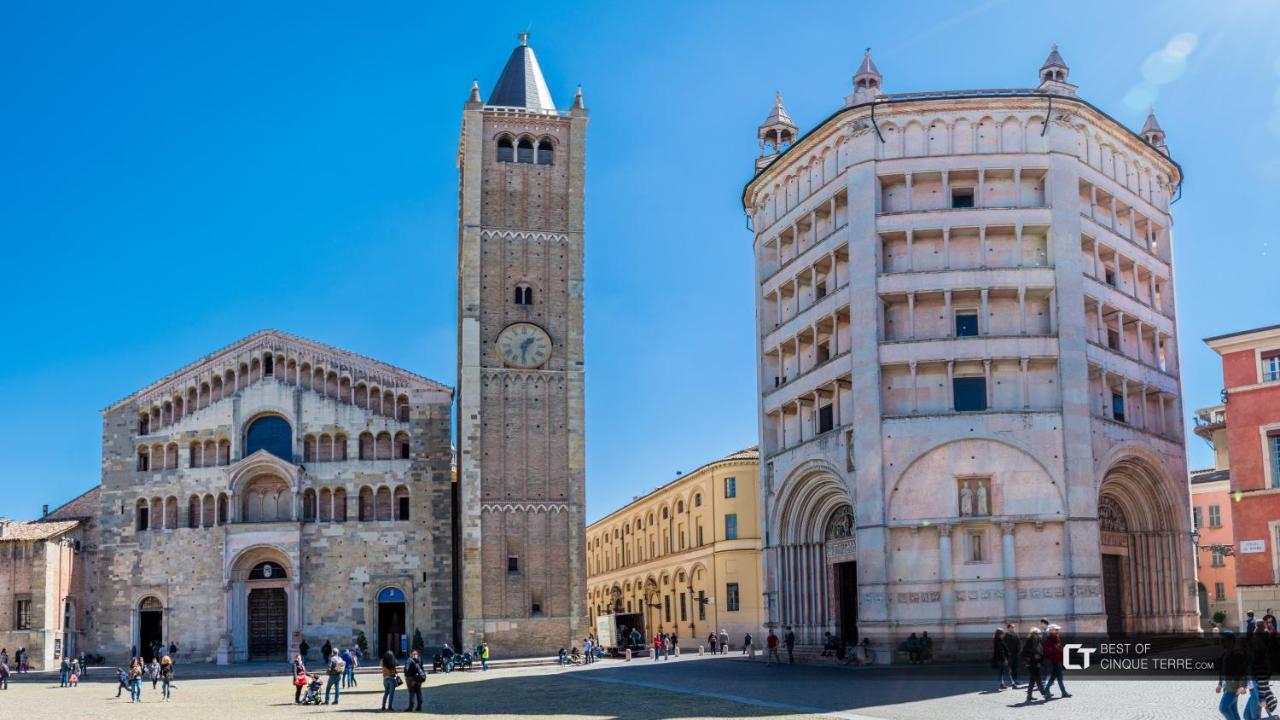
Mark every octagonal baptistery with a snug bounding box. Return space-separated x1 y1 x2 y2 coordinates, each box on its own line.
744 46 1195 655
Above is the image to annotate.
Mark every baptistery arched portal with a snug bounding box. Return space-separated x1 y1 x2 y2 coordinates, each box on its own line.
773 465 856 645
1097 456 1185 636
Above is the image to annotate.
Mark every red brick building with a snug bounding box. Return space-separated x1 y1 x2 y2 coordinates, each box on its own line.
1204 325 1280 618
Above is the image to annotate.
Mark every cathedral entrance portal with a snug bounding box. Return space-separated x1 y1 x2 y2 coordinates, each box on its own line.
773 465 856 645
377 587 407 658
834 561 859 644
248 588 288 660
138 596 164 661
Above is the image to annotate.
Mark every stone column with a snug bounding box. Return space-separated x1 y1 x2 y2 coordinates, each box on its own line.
1002 522 1019 619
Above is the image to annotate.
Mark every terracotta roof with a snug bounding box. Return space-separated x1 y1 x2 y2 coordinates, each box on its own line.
45 486 100 521
0 519 80 542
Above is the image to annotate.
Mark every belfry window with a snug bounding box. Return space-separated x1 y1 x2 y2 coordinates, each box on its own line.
514 284 533 305
536 140 553 165
517 137 534 163
497 137 514 163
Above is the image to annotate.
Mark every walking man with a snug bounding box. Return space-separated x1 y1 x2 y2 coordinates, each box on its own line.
719 628 730 655
479 641 490 671
1003 623 1021 687
1021 628 1052 703
1043 624 1071 697
339 647 354 688
784 626 796 665
59 656 70 687
708 632 718 654
766 629 782 666
324 648 344 705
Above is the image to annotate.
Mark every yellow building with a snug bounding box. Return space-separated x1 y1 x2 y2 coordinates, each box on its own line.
586 447 763 649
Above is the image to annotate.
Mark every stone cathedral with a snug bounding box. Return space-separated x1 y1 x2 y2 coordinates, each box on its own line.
455 34 590 655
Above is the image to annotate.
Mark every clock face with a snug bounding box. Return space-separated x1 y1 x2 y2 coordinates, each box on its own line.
497 323 552 369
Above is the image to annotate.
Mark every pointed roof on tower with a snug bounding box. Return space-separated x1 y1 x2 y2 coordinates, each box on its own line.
854 48 881 85
1041 44 1068 72
486 33 557 112
1141 107 1164 136
761 92 795 128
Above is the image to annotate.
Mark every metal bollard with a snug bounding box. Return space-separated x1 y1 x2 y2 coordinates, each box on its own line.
698 645 704 656
624 647 631 661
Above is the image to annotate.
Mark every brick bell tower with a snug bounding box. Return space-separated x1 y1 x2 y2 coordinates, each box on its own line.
455 33 588 655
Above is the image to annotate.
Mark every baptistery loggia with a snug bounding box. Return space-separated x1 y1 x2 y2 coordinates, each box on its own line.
745 46 1195 657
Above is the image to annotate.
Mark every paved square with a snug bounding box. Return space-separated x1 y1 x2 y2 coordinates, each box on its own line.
0 655 1232 719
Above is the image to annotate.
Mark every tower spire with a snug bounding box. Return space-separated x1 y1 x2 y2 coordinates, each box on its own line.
1038 43 1076 95
487 33 557 111
1141 106 1168 154
849 48 883 105
757 91 798 170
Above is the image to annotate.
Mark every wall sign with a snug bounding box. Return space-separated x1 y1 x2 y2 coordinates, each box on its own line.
1240 540 1266 554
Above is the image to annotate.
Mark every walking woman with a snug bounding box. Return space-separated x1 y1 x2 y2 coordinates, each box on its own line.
992 628 1013 690
404 649 427 712
128 658 144 702
160 654 174 701
380 650 400 711
292 654 308 704
1021 628 1051 703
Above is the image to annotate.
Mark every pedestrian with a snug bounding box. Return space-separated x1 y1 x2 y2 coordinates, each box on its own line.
292 654 308 704
1219 631 1249 720
479 641 490 671
707 632 718 654
349 646 361 687
169 641 178 659
905 632 922 664
1 649 7 670
128 658 144 702
719 628 730 655
1043 624 1071 697
325 648 345 705
79 652 88 679
652 631 663 661
583 638 592 664
299 639 310 661
1003 623 1021 686
380 650 400 712
69 657 79 686
992 628 1013 690
149 656 160 690
1021 628 1051 703
404 649 426 712
19 648 27 673
114 666 129 698
322 640 333 663
59 656 70 687
784 626 796 665
766 629 781 665
671 632 680 657
0 658 8 690
160 654 173 701
921 631 934 663
745 632 755 659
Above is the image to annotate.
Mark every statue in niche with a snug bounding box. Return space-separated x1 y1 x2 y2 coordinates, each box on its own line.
826 505 855 540
959 481 972 516
976 481 989 516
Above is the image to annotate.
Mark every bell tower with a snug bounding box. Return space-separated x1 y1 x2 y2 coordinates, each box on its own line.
455 34 588 655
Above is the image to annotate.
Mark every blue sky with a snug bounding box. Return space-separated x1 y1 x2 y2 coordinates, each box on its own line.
2 1 1278 522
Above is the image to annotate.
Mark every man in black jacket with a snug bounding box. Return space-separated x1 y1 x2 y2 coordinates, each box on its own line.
404 649 427 712
1003 624 1021 687
1021 628 1052 703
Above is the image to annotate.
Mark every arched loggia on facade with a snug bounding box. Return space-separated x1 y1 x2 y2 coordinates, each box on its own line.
771 464 856 645
1097 455 1191 636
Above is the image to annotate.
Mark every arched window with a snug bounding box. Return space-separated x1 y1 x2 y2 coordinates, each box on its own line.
202 494 215 527
497 136 514 162
517 137 534 163
694 494 702 507
359 432 374 460
303 435 316 463
245 415 292 461
397 395 410 422
677 501 684 513
334 433 348 461
319 488 332 522
188 495 200 528
135 499 149 531
376 486 392 521
318 434 333 462
514 283 533 305
536 140 553 165
394 486 410 521
137 447 150 472
358 487 374 521
334 488 348 522
302 489 317 522
217 493 229 524
166 443 179 470
395 432 410 460
165 497 178 529
375 432 392 460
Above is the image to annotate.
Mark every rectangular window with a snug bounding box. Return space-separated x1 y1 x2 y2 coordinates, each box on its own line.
726 583 740 612
507 556 519 573
397 497 410 521
724 477 737 498
955 310 979 337
698 590 707 620
1193 506 1203 530
1105 267 1116 286
15 598 32 630
953 377 987 412
818 403 834 433
1212 548 1226 567
969 531 984 562
725 513 738 540
816 341 830 363
951 188 975 208
1107 328 1120 351
136 506 149 532
680 593 687 622
1209 505 1222 529
1271 435 1280 489
1262 351 1280 383
1215 582 1227 601
664 595 671 623
1112 393 1126 423
697 524 704 547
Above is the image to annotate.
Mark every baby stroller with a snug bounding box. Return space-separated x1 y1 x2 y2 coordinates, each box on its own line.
300 674 324 705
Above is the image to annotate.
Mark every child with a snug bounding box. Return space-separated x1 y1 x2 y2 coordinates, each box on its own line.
115 667 130 698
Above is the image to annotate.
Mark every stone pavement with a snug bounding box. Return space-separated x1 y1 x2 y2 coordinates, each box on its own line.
0 653 1233 719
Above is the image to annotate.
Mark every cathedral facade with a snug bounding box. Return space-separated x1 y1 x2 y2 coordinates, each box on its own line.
93 330 455 662
455 34 590 655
